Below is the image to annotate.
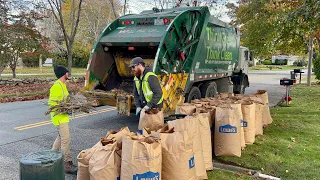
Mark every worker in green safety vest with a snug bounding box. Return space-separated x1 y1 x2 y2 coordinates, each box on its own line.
129 57 164 116
48 65 77 174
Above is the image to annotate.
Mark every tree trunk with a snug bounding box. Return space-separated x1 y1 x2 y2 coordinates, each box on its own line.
39 54 43 73
109 0 118 18
12 67 16 78
67 46 73 77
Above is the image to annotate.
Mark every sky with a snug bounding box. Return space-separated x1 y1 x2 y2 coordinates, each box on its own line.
125 0 238 23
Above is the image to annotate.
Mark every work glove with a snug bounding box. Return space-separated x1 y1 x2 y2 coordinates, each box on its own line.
136 107 142 116
143 105 150 112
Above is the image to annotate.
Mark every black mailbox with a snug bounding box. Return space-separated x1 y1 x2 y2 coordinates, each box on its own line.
294 69 302 73
280 79 294 86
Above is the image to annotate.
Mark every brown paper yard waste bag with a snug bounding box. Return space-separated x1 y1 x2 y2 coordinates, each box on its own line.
214 106 241 157
77 148 98 180
255 90 273 125
167 117 207 179
241 102 256 144
138 109 164 134
89 142 121 180
152 125 197 180
77 142 103 180
255 103 263 135
175 103 197 115
105 126 130 143
77 127 130 180
193 113 213 171
104 126 131 156
197 106 216 154
230 103 246 149
121 136 162 180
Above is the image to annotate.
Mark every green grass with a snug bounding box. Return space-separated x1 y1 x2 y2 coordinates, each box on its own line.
208 169 254 180
1 67 86 74
212 84 320 180
249 65 303 71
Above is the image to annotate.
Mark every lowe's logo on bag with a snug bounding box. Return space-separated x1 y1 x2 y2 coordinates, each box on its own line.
241 120 248 127
189 156 195 169
219 124 237 133
133 171 160 180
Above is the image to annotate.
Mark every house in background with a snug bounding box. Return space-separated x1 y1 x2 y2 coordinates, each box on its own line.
271 55 300 65
43 58 53 67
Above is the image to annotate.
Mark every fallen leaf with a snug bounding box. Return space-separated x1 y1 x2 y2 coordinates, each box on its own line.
288 145 292 149
235 173 241 178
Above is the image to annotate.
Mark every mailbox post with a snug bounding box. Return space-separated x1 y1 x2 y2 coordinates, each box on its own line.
280 79 294 105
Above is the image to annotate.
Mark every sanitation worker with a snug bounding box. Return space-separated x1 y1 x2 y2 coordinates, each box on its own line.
129 57 164 116
48 65 77 174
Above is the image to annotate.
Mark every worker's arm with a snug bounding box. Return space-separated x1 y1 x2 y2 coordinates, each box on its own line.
133 83 141 108
147 75 163 108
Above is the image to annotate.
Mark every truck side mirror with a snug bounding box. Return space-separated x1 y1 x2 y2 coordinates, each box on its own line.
249 51 254 61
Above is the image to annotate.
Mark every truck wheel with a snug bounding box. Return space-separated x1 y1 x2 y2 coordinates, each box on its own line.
239 81 246 94
200 82 217 98
234 76 247 94
186 86 201 102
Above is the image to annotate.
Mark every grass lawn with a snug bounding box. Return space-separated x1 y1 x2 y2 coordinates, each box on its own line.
1 67 86 75
208 84 320 180
208 169 254 180
249 65 303 71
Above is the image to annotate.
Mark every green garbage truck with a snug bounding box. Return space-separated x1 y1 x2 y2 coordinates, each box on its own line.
82 6 253 115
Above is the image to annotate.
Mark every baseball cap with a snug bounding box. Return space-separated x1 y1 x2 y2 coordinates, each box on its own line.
129 57 144 68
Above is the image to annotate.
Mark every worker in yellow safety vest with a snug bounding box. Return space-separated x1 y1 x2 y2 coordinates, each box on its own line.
48 65 77 174
129 57 164 116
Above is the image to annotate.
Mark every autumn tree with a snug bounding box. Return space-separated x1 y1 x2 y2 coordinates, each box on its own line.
0 0 46 77
226 0 304 58
78 0 121 47
0 0 9 74
47 0 83 76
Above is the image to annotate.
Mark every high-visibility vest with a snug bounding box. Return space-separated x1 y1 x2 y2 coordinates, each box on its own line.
48 80 69 126
134 72 163 105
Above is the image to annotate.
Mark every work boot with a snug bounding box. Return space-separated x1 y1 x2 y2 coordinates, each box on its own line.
64 161 78 174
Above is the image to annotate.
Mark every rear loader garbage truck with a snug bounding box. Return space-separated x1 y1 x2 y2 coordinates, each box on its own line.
82 6 253 116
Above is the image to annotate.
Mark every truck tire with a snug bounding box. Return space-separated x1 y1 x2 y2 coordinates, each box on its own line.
234 76 247 94
200 82 217 98
186 86 201 102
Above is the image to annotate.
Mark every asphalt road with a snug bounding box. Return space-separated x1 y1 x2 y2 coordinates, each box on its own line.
0 70 299 180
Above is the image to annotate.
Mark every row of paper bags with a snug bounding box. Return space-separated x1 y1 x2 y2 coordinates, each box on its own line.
77 114 214 180
76 90 273 180
175 89 273 157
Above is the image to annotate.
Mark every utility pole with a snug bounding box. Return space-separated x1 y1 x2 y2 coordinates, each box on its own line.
307 37 313 86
